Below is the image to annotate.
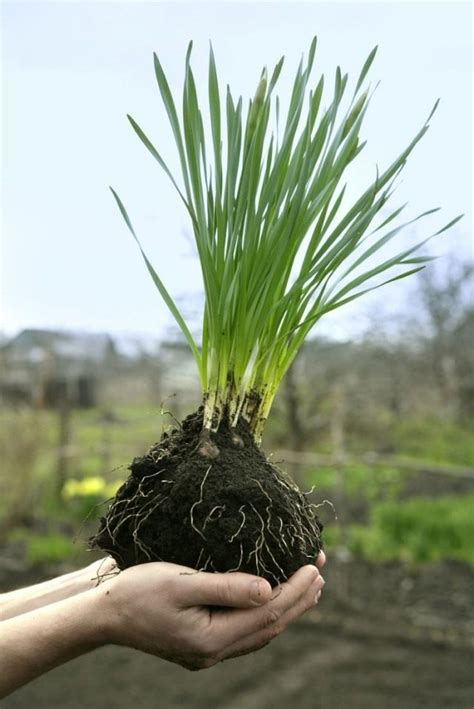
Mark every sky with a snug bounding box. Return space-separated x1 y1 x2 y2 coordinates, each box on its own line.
1 0 472 342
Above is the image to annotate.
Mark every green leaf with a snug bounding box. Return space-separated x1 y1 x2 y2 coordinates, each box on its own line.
109 187 202 379
355 45 378 94
126 114 195 223
114 37 462 438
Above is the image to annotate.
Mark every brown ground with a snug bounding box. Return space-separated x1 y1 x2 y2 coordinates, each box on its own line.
1 557 473 709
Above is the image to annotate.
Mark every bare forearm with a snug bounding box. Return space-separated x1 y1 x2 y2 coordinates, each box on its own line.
0 590 106 698
0 559 115 620
0 557 327 697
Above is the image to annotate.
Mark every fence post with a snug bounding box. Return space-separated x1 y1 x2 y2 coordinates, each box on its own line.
56 386 72 500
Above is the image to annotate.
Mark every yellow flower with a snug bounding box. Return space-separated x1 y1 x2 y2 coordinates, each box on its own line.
63 476 106 499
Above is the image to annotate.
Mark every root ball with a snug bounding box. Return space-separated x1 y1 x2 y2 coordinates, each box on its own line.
91 411 322 586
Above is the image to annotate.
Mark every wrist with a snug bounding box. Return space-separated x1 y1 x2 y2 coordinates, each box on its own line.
86 585 117 647
79 557 117 592
89 578 126 647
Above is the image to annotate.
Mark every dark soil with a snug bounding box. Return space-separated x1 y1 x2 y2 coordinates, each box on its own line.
91 410 322 585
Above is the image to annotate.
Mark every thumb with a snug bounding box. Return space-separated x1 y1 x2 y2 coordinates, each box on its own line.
176 571 273 609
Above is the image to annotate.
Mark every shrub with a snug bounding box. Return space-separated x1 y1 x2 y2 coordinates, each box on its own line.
348 494 474 565
8 530 79 566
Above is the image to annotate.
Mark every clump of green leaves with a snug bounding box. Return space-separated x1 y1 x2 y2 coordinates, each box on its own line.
306 463 406 502
349 495 474 565
8 530 79 566
111 38 461 441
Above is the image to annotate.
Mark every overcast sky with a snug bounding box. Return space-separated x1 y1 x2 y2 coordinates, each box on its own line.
1 0 472 342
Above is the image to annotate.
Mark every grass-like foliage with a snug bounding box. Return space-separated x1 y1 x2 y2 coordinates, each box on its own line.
111 38 461 441
349 495 474 565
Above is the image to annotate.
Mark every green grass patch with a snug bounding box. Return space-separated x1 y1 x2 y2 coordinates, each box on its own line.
348 494 474 565
390 419 474 467
307 463 405 501
8 530 81 566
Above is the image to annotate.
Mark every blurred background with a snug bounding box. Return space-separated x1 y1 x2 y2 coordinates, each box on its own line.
1 1 473 708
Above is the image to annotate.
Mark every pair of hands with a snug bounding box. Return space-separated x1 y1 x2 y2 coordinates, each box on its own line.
95 552 326 670
0 553 326 697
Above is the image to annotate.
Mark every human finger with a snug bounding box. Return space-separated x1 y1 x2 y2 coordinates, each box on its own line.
316 550 326 569
210 564 320 646
218 573 324 661
174 570 273 609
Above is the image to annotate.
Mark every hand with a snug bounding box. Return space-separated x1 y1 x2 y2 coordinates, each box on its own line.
96 554 326 670
315 550 326 603
84 556 118 586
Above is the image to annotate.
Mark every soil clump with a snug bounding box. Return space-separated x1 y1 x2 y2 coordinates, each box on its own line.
92 410 322 585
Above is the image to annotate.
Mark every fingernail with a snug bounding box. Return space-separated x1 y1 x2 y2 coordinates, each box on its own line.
313 575 324 587
251 579 266 605
314 589 322 605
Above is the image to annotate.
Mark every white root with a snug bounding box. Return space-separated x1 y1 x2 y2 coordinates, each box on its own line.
134 497 166 538
313 498 338 520
196 547 205 568
250 478 287 555
263 541 286 581
246 503 266 576
189 465 212 540
203 505 226 529
100 447 323 586
226 542 244 573
228 505 247 543
201 554 212 571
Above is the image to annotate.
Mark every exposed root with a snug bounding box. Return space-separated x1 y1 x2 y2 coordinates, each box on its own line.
203 505 226 529
226 543 244 573
95 459 321 582
91 557 121 587
189 465 212 540
201 555 212 571
228 505 247 543
312 498 338 520
159 401 182 430
92 411 322 584
195 546 205 568
92 465 174 566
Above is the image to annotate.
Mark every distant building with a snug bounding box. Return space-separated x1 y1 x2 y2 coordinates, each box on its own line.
0 328 201 411
0 329 117 407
